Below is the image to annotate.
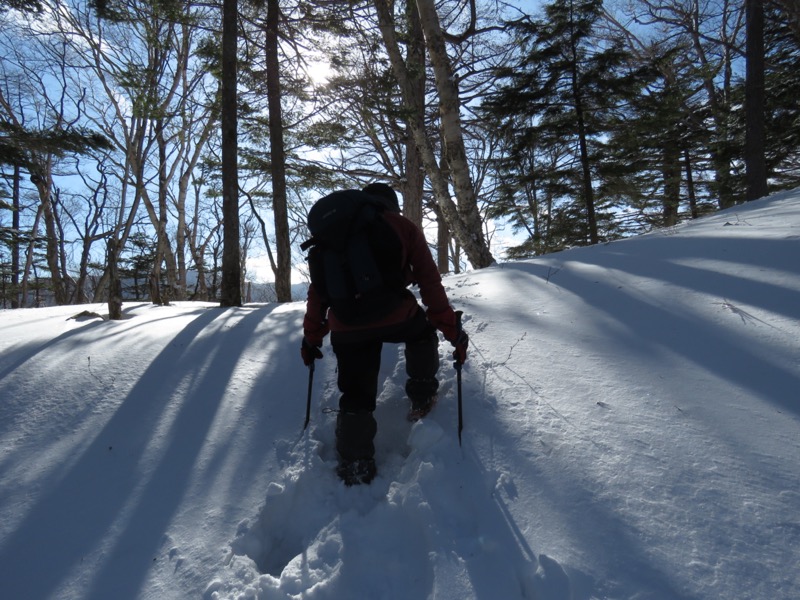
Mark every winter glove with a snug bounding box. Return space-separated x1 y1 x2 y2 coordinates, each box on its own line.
452 329 469 365
429 308 459 345
301 337 323 366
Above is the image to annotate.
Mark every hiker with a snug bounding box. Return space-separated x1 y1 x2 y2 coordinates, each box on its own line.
300 183 469 486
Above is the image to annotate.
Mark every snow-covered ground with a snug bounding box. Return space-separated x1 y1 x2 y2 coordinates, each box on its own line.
1 190 799 600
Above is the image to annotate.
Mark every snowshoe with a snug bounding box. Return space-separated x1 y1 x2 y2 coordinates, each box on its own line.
337 458 377 486
407 395 437 422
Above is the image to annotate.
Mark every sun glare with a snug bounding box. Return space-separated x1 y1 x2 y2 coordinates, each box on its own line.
306 58 332 86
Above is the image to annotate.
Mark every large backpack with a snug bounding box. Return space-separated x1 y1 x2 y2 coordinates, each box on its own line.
301 189 406 325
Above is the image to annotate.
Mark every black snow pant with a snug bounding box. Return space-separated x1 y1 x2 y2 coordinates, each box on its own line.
330 307 440 463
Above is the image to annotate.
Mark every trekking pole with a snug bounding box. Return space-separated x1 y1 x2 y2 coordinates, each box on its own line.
454 310 464 446
304 360 315 431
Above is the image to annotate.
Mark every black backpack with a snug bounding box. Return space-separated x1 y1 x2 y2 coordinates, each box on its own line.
301 189 406 325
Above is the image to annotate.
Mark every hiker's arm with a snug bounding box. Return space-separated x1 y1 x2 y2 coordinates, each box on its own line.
399 218 458 341
302 282 330 346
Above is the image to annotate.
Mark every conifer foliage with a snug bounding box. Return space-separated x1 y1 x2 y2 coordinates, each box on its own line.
483 0 647 253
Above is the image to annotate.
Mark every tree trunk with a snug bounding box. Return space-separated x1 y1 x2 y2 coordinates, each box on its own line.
174 114 215 302
684 149 699 219
52 189 77 303
436 207 449 273
662 140 682 226
33 159 69 304
11 166 20 308
175 193 187 301
688 1 737 208
152 118 169 305
220 0 242 307
107 237 123 320
20 205 44 308
567 22 599 245
266 0 292 302
745 0 768 201
401 0 426 228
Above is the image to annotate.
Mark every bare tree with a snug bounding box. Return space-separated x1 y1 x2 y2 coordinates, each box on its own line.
43 0 220 303
0 33 97 304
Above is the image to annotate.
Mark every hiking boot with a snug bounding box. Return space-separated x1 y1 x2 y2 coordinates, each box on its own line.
336 411 376 459
408 394 437 422
337 457 377 486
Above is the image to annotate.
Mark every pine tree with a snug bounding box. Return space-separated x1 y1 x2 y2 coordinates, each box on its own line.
603 41 719 228
484 0 643 250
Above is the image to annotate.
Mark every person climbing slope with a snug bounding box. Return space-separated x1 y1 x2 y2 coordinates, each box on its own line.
300 183 468 485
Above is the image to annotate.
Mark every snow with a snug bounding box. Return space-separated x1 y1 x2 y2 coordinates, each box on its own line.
1 190 799 600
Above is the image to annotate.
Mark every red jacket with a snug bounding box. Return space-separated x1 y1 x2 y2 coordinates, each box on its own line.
303 211 458 345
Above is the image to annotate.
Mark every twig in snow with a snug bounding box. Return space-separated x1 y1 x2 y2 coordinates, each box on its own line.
723 214 752 227
545 266 561 283
87 356 115 387
505 332 527 362
716 299 777 329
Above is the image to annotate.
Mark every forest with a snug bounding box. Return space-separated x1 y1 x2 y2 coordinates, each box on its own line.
1 0 799 309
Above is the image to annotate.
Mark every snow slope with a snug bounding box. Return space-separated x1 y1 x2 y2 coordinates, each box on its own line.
1 190 799 600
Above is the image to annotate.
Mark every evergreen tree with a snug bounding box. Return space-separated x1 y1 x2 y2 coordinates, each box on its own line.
603 41 718 228
0 123 111 171
484 0 644 251
119 231 156 300
762 1 800 189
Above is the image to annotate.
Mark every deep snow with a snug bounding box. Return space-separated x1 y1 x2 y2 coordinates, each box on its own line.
1 190 799 600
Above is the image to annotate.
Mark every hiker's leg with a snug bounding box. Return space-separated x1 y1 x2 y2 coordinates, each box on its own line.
405 325 440 407
394 310 440 404
332 338 381 464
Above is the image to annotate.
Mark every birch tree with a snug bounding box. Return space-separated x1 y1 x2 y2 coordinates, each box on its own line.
373 0 494 269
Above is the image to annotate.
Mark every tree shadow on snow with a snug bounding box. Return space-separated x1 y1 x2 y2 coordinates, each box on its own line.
448 232 800 599
0 304 278 600
499 235 800 417
448 374 703 600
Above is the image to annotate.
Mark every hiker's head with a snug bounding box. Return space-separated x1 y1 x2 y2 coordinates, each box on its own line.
362 183 400 212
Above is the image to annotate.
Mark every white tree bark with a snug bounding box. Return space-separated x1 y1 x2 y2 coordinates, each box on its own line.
413 0 493 266
373 0 494 269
